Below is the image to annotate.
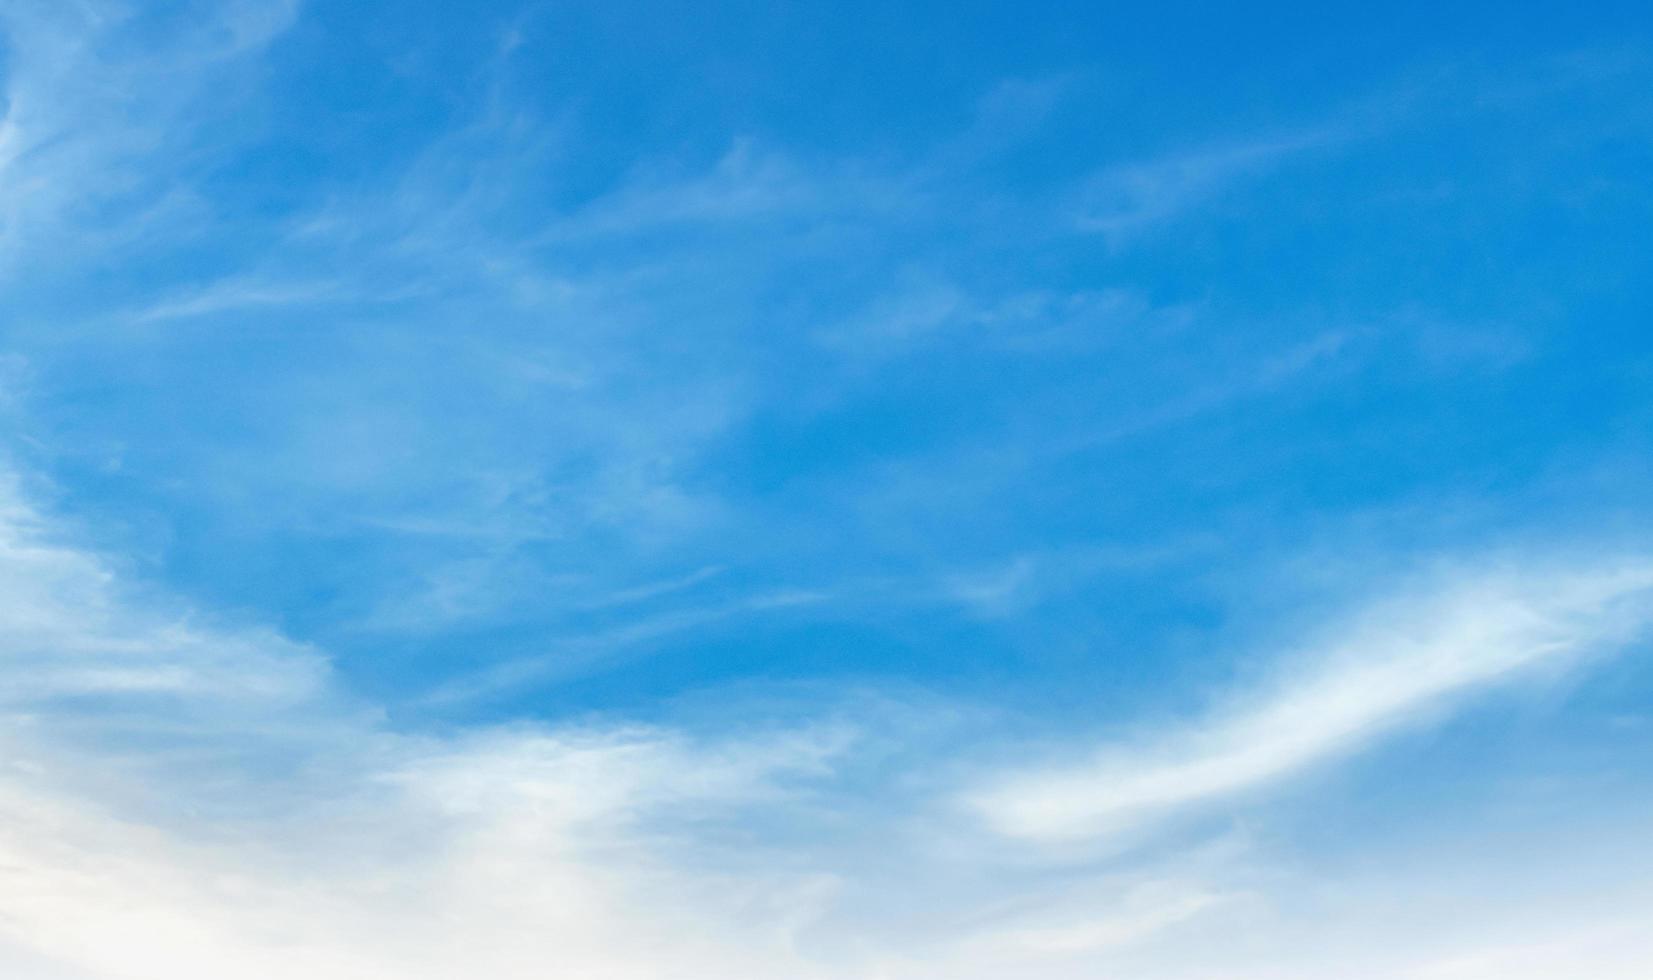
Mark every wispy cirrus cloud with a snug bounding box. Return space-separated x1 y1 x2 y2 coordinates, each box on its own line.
1 464 1652 978
1073 129 1339 246
0 470 326 712
0 0 299 278
969 558 1653 842
130 276 358 323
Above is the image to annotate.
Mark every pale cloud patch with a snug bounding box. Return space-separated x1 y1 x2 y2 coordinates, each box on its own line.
0 471 327 710
969 558 1653 842
1075 128 1343 246
0 0 299 276
0 467 1651 977
818 283 1194 356
416 586 835 707
130 276 357 323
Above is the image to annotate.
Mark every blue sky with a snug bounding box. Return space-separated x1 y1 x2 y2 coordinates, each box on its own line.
2 1 1652 976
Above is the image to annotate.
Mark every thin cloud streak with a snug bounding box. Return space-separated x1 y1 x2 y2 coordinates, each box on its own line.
970 559 1653 841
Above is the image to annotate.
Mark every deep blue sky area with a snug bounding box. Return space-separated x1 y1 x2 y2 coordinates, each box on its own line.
7 0 1652 729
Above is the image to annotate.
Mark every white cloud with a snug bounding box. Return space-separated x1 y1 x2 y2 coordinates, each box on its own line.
0 474 837 977
0 472 327 710
969 558 1653 842
1403 916 1653 980
0 466 1651 977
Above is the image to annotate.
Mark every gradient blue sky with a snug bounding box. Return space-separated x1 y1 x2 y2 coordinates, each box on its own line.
2 1 1652 977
